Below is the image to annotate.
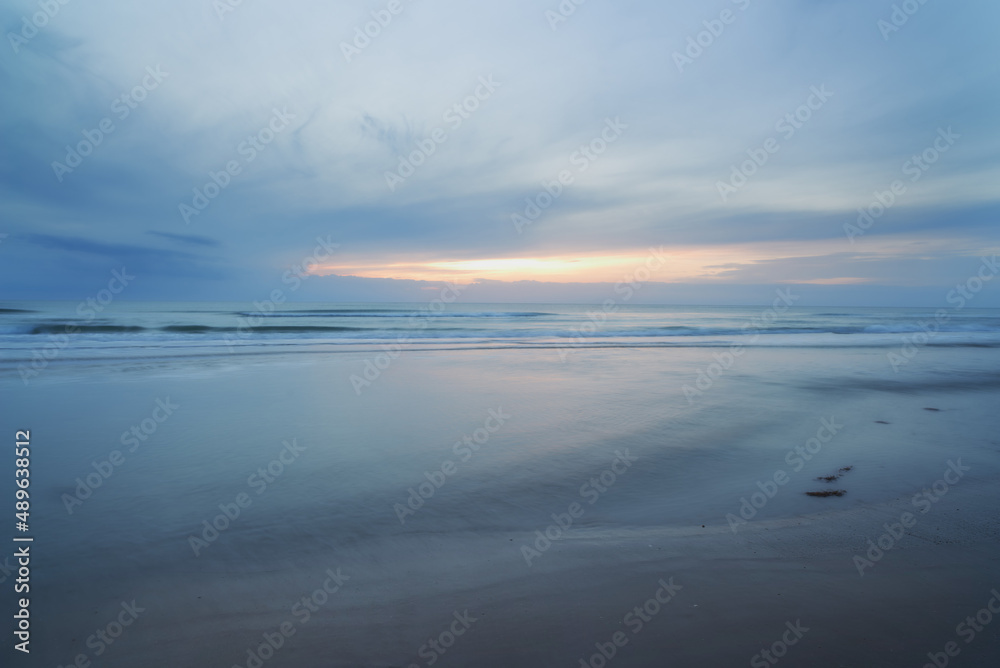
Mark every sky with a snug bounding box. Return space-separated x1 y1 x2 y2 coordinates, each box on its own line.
1 0 999 305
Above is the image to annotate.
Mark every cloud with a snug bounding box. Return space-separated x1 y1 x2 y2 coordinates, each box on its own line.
1 0 998 302
14 233 227 282
147 231 222 247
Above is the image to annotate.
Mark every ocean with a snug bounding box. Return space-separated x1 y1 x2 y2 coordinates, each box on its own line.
4 301 1000 370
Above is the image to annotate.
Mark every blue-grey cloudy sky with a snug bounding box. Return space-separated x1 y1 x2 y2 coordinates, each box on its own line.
1 0 998 305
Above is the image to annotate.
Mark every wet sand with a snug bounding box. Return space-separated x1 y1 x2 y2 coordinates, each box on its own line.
4 345 1000 666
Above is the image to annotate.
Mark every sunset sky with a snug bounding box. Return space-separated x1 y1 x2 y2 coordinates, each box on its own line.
2 0 999 304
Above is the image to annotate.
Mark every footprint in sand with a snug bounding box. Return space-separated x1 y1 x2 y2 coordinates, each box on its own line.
814 466 854 483
810 467 854 496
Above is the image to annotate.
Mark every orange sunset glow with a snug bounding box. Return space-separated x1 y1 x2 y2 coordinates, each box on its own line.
309 251 675 283
301 237 971 285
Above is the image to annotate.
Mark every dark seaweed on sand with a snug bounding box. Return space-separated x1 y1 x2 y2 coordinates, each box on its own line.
806 490 846 497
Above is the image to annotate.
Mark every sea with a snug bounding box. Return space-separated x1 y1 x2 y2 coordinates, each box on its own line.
3 301 1000 373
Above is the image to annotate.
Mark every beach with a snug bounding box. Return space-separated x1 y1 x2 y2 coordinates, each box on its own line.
6 0 998 663
2 303 999 666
